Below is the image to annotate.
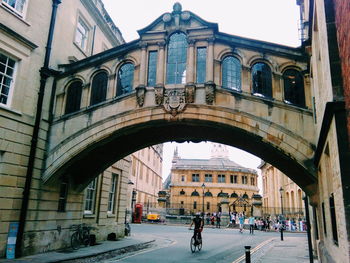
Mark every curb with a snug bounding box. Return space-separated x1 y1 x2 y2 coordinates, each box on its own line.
57 240 156 263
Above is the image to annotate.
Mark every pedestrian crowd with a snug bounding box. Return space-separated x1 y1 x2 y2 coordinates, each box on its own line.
202 211 307 233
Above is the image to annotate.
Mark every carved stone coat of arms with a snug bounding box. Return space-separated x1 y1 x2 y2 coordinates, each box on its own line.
163 89 186 116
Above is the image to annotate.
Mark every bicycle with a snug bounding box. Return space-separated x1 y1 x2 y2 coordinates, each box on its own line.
189 228 202 253
70 224 91 250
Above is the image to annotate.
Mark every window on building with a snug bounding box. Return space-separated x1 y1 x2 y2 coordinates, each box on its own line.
204 191 213 197
196 47 206 83
193 201 197 209
205 174 212 182
191 190 199 196
65 80 83 114
242 175 248 184
206 202 210 210
252 62 272 98
192 174 199 182
218 174 226 183
0 53 16 106
166 32 187 84
90 71 108 106
222 56 241 91
180 189 185 195
107 173 118 213
181 175 185 182
75 18 89 51
322 202 327 236
251 177 255 186
283 69 305 107
84 178 97 214
230 175 238 184
329 194 338 245
2 0 27 17
147 51 158 87
57 179 68 212
117 63 134 96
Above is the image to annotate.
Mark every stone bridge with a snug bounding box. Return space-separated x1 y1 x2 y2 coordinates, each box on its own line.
43 3 316 193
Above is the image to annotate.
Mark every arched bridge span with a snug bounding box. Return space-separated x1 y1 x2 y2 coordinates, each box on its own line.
44 3 317 194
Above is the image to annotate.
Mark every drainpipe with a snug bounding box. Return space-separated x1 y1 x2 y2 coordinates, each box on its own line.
15 0 62 257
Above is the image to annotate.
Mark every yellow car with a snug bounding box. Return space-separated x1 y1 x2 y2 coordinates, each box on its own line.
147 213 160 222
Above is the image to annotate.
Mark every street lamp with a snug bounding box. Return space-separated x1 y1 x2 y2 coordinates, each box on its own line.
202 183 205 217
279 186 284 241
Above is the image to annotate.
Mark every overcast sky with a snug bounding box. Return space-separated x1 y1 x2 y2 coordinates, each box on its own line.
101 0 301 180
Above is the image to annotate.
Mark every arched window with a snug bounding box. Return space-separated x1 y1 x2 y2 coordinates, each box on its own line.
204 191 213 197
90 71 108 106
230 192 238 198
283 69 305 107
222 56 241 91
242 193 249 199
117 63 134 96
180 189 186 195
252 62 272 98
218 191 228 198
166 32 188 84
65 80 83 114
191 190 200 196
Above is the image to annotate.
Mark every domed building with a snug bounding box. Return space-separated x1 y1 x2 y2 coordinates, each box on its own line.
167 143 260 216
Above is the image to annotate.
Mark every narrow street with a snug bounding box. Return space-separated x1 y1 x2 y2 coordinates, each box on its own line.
103 224 310 263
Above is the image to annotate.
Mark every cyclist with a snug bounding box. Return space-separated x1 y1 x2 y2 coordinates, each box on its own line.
189 213 204 245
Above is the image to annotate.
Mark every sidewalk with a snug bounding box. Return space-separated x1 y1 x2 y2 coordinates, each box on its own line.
234 234 318 263
0 235 155 263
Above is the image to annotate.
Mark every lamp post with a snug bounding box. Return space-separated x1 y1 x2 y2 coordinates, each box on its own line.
202 183 205 217
279 186 284 241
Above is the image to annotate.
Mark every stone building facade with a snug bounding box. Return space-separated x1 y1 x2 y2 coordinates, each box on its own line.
0 0 130 257
167 144 259 216
298 0 350 262
260 162 305 219
127 145 163 216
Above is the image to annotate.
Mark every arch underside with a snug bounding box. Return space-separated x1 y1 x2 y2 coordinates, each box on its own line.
45 117 317 194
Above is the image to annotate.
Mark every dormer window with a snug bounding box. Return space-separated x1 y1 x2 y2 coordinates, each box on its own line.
166 32 188 84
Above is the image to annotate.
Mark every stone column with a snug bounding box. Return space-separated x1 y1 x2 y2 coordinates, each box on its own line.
156 42 165 87
139 43 147 87
206 38 214 82
186 40 195 84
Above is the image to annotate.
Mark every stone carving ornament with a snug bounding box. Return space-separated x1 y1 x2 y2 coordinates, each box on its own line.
136 85 145 107
163 88 186 117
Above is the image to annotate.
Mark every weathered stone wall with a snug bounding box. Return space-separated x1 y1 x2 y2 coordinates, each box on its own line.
334 0 350 145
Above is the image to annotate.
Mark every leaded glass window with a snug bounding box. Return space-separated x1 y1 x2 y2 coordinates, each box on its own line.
252 62 272 97
196 47 206 83
117 63 134 96
90 71 108 106
147 51 158 87
0 53 16 106
166 32 188 84
222 56 241 91
283 69 305 107
65 80 82 114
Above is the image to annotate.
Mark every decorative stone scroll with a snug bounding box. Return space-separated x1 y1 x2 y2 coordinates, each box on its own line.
205 81 216 105
163 88 187 117
185 84 195 103
154 85 164 105
136 85 146 107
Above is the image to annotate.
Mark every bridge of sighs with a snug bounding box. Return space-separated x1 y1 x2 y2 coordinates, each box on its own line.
44 3 316 194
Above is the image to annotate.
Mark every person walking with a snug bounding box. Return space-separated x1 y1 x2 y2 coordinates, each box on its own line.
248 215 255 234
238 213 245 233
216 212 221 228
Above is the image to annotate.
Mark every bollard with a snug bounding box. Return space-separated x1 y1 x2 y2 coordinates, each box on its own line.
280 226 284 241
245 246 251 263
